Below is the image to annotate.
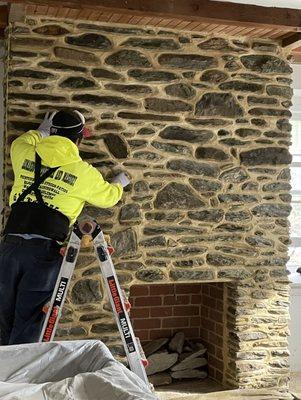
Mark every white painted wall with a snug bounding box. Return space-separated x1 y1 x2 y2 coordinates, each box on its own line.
212 0 301 9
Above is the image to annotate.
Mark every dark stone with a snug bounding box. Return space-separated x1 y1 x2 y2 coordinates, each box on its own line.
103 134 127 159
232 40 249 49
240 55 292 74
8 120 36 132
91 68 122 80
91 323 117 334
263 182 291 192
240 148 292 166
54 47 98 63
95 122 123 131
266 85 293 99
134 181 149 193
217 269 251 279
218 194 257 203
66 33 112 50
165 83 196 99
12 37 54 48
247 96 278 106
151 141 191 155
278 168 291 180
195 147 229 161
71 279 102 304
145 98 192 113
133 151 162 161
136 269 165 282
188 210 224 222
159 126 213 144
182 71 196 78
251 118 267 127
154 182 204 209
118 112 178 122
187 118 232 127
277 119 291 133
13 26 30 34
225 211 252 222
8 108 30 117
140 236 167 247
115 261 144 271
104 83 152 95
60 76 96 89
10 69 54 79
80 312 103 321
252 204 291 217
32 83 48 90
12 51 38 58
219 80 263 92
144 225 204 235
129 139 147 149
224 61 240 71
236 128 261 138
111 228 137 257
219 138 250 146
167 159 219 177
138 127 155 135
152 247 206 259
10 93 66 102
73 94 136 108
145 212 181 222
215 223 251 232
207 253 239 266
8 80 23 87
218 129 230 137
121 37 179 50
282 100 292 108
235 73 271 82
128 69 177 82
189 178 221 192
170 269 214 281
198 38 235 51
201 70 229 86
158 53 217 70
56 326 87 337
106 50 151 67
77 23 152 35
220 167 249 182
252 42 277 52
195 93 244 117
33 24 70 36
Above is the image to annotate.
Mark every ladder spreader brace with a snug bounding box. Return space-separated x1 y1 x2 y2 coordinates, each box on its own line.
39 220 149 387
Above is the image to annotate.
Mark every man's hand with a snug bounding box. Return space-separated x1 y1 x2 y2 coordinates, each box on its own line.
37 111 56 137
112 172 130 188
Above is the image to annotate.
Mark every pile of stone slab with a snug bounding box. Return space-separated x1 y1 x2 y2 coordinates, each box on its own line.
144 332 208 387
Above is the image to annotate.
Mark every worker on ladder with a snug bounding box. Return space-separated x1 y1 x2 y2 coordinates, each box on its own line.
0 110 129 345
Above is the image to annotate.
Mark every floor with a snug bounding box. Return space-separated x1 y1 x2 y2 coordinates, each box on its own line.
155 373 301 400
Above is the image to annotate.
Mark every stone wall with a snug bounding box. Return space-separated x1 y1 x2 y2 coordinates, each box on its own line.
5 16 293 396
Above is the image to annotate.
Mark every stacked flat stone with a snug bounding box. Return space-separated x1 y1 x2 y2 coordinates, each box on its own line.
5 17 292 398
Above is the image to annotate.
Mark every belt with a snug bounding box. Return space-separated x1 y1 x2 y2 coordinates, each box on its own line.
2 235 59 248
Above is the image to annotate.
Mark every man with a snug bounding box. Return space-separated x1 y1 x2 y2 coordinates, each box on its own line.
0 109 129 345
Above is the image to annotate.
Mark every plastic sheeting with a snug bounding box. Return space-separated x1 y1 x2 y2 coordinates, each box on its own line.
0 340 158 400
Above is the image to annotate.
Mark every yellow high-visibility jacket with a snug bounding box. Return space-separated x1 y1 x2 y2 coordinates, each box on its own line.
9 130 123 225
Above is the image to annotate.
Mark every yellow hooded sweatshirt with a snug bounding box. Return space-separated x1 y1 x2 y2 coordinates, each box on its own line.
9 130 123 225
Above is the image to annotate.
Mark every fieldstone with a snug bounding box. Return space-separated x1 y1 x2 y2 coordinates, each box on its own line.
146 352 178 376
201 69 228 84
95 122 123 131
236 128 261 138
12 51 38 58
56 326 87 337
122 37 179 50
277 119 291 132
91 323 117 334
169 332 185 353
8 80 23 87
118 112 178 122
252 42 277 52
170 269 214 281
71 279 102 304
77 23 152 35
111 228 137 257
154 183 204 209
10 93 66 102
149 372 172 387
189 178 222 192
33 24 70 36
144 338 169 357
158 53 217 70
145 212 180 222
144 226 204 235
225 211 252 222
129 139 147 149
215 223 250 232
220 167 249 182
73 94 136 108
240 148 292 166
187 118 232 127
172 357 207 371
104 83 152 95
188 210 224 222
219 138 249 146
114 261 144 271
218 194 257 203
66 33 112 50
217 269 251 279
159 126 213 144
8 108 29 116
10 69 54 79
195 147 229 161
91 68 122 80
12 37 54 48
128 69 177 82
60 76 96 89
198 37 234 51
167 159 218 177
133 151 162 161
251 118 267 127
145 98 192 113
278 168 291 180
173 259 204 268
266 85 293 99
171 370 207 379
195 93 244 117
263 182 291 192
120 204 141 222
54 47 98 63
207 253 240 266
247 96 278 106
139 236 167 247
9 120 37 132
249 108 291 117
240 55 292 74
165 83 196 99
106 49 152 68
151 141 191 155
219 80 263 92
79 312 103 321
252 204 291 217
32 82 50 90
103 134 128 159
225 61 240 71
136 268 165 282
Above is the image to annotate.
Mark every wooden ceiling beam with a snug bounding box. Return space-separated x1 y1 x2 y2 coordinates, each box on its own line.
5 0 301 32
282 33 301 50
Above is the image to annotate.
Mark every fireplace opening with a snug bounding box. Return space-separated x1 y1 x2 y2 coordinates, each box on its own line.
129 282 233 394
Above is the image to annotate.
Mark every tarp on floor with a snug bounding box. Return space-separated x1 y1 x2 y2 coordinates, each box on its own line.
0 339 158 400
